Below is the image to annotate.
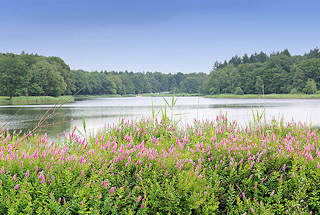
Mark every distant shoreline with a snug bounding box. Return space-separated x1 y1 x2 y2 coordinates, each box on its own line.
204 94 320 99
0 93 319 106
76 93 320 100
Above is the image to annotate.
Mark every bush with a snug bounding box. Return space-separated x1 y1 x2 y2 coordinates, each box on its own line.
290 88 299 94
233 87 244 95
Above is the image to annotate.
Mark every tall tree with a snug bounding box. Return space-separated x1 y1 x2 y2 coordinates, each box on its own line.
0 55 30 98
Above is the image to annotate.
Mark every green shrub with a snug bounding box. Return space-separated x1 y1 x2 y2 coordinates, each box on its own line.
233 87 244 95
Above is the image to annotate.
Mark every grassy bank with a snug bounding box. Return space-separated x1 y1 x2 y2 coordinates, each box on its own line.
141 93 199 97
205 93 320 99
4 96 75 105
75 94 134 100
77 93 320 100
0 96 9 105
75 93 198 100
0 117 319 214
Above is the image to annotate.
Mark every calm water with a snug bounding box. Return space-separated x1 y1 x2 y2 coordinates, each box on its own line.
0 96 320 138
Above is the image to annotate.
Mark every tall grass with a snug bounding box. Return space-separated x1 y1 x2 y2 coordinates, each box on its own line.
0 115 320 214
9 96 74 105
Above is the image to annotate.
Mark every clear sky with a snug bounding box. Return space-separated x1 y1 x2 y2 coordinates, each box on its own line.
1 0 319 73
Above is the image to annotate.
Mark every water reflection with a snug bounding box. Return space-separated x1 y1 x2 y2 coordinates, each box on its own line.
0 97 319 138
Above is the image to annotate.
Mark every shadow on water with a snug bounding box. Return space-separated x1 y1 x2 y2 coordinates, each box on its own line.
0 107 72 138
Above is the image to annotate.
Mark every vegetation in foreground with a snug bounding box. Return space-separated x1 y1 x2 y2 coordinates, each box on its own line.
0 115 320 214
0 96 74 105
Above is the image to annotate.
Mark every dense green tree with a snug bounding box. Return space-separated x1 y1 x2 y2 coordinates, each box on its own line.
304 78 317 94
47 56 75 94
29 61 66 96
0 55 30 98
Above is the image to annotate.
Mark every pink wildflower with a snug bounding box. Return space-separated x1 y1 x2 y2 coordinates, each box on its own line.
270 190 275 196
137 195 142 203
14 184 20 189
282 164 286 171
110 187 115 193
25 170 30 179
242 192 246 199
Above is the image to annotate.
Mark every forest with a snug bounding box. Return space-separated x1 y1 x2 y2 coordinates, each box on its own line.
201 48 320 95
0 53 206 97
0 48 320 97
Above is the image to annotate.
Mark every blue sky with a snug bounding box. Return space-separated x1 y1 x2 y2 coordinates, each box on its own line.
1 0 319 73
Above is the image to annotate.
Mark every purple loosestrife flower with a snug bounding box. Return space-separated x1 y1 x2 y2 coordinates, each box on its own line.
137 196 142 203
270 190 275 196
282 164 286 171
1 167 5 174
110 187 115 193
14 184 20 189
25 170 29 179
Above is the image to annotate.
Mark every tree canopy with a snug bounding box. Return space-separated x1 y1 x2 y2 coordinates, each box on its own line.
202 48 320 95
0 52 207 97
1 48 320 97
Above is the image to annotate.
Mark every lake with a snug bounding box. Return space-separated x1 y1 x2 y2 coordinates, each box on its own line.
0 96 320 138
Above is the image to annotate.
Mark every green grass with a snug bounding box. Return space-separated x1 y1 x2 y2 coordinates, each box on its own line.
0 96 10 105
141 93 199 97
75 94 134 100
8 96 75 105
75 93 198 100
205 93 320 99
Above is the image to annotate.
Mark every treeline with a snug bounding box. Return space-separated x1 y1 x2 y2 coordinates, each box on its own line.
72 70 207 95
0 52 207 97
201 48 320 95
1 48 320 98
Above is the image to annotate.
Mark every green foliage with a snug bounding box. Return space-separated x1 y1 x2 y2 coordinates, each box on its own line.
304 78 317 94
29 61 67 96
0 52 208 97
0 54 30 98
233 87 244 95
2 48 320 98
0 116 319 214
202 48 320 95
290 88 299 94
